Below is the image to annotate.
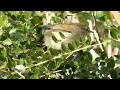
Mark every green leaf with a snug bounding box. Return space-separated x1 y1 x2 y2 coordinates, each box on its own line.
0 61 7 70
24 11 32 19
96 11 104 18
55 58 62 67
11 15 17 21
59 32 65 39
52 17 63 24
71 40 79 49
110 70 118 79
106 19 113 26
82 12 93 20
47 61 55 70
0 16 8 28
0 29 4 35
42 53 50 61
52 35 59 43
31 16 41 25
49 47 58 56
100 15 107 21
79 37 85 42
78 16 89 25
49 74 57 78
18 59 24 65
100 52 108 60
0 54 6 61
74 40 80 47
3 38 12 45
95 57 101 62
68 43 74 51
100 61 105 66
31 73 39 79
104 11 112 21
110 28 120 39
61 43 68 52
26 56 33 67
87 34 92 44
100 67 108 74
8 11 20 17
111 41 120 49
12 48 24 55
107 58 115 68
1 47 7 57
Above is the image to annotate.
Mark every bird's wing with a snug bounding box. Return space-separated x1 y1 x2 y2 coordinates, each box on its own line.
45 29 72 33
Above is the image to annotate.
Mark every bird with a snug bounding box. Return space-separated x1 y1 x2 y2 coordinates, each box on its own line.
43 23 91 50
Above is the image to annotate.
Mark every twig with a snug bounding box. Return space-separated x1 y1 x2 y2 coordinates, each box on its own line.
39 70 62 78
93 11 104 52
15 70 25 79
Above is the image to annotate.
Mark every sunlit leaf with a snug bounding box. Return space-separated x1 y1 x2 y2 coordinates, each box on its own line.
1 47 7 57
104 11 112 21
3 38 12 45
0 29 4 35
0 16 8 28
96 11 104 18
0 61 7 70
78 16 89 25
24 11 32 19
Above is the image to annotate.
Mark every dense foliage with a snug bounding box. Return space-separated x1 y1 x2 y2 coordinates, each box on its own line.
0 11 119 79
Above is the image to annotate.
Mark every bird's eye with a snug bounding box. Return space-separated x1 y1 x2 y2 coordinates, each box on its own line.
83 26 90 31
65 15 73 18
